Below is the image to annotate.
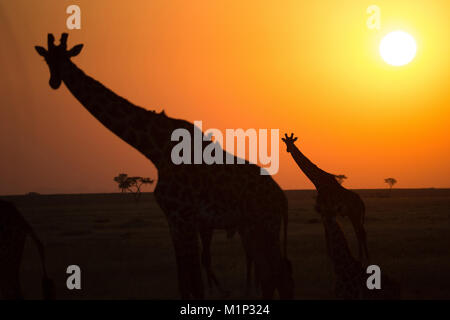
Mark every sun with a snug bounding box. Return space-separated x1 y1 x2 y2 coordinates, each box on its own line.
379 31 417 66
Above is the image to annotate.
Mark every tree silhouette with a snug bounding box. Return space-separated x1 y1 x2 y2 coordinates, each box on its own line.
335 174 348 185
384 177 397 196
114 173 154 202
114 173 130 193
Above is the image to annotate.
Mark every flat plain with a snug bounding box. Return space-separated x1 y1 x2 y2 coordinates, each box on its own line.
3 188 450 299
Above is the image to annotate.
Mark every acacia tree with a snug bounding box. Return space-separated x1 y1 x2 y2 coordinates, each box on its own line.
114 174 154 202
335 174 348 185
114 173 131 193
127 176 154 202
384 177 397 196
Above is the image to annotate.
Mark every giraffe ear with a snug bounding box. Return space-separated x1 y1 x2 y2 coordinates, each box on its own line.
68 44 84 57
35 46 47 57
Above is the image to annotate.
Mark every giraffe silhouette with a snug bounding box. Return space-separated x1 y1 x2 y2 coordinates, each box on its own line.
282 133 369 261
0 199 54 300
321 212 400 299
35 33 293 299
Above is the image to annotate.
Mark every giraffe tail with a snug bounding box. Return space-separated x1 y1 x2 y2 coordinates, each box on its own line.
28 228 55 300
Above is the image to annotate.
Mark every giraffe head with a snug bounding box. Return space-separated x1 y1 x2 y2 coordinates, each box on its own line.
281 133 298 153
35 33 83 89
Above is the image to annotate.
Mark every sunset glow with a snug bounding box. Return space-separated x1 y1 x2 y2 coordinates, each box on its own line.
0 0 449 194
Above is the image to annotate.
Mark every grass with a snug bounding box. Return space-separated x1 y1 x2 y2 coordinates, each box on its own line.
2 188 450 299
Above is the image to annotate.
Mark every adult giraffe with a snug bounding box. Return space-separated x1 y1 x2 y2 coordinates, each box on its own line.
35 33 293 299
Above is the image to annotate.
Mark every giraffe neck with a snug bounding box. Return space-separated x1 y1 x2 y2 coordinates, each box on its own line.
59 59 171 169
323 216 361 277
289 144 339 190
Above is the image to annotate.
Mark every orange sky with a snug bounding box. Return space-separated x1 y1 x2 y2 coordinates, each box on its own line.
0 0 449 195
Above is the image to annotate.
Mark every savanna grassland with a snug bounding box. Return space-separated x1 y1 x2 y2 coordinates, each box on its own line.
3 189 450 299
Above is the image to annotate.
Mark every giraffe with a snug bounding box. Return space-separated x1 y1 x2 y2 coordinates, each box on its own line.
282 133 369 261
320 211 400 299
35 33 294 299
0 199 55 300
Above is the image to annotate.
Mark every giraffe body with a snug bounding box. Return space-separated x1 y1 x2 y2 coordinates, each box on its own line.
316 185 368 260
0 200 54 300
322 215 365 299
154 162 292 299
282 133 369 261
322 214 400 299
35 34 293 299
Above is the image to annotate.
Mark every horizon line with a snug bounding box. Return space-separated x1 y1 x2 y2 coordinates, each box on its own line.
1 187 449 198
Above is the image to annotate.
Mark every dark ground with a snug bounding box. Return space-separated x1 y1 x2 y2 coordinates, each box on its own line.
2 189 450 299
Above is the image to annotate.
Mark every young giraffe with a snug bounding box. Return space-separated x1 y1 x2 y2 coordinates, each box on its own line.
0 199 55 300
35 33 293 299
321 212 400 299
282 133 369 261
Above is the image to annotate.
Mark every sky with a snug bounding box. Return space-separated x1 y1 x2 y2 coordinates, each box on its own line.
0 0 449 195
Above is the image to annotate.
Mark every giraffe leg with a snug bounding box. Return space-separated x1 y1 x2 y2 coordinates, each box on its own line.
247 225 289 299
238 229 254 295
245 250 253 294
199 226 214 291
168 219 204 300
360 207 370 262
350 214 369 262
247 230 273 299
199 226 228 297
265 238 294 300
245 243 261 296
0 234 25 300
322 219 332 258
360 227 369 262
254 261 261 292
264 237 294 299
